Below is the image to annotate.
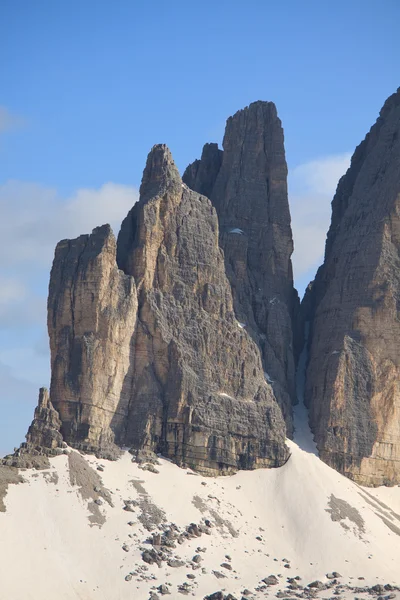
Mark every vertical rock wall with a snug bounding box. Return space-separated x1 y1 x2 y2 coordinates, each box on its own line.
304 88 400 486
183 101 298 433
44 144 289 473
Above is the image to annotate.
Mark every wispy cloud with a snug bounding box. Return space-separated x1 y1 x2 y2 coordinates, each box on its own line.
0 106 25 133
0 180 139 454
0 181 139 269
289 153 351 283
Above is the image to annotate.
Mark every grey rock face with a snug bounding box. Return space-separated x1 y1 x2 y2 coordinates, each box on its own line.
303 88 400 486
117 145 289 473
183 101 297 433
1 388 64 469
37 143 289 475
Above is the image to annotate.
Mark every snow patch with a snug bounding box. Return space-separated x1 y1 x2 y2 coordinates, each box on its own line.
0 439 400 598
264 372 274 384
218 392 235 400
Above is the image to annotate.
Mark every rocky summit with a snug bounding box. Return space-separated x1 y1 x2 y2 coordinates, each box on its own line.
302 88 400 486
31 142 289 475
6 91 400 488
183 101 298 434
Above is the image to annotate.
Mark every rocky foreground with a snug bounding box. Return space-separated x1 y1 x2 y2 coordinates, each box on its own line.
0 403 399 600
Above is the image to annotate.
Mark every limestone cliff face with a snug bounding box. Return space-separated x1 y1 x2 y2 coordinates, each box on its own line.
45 144 289 474
183 102 297 434
304 88 400 486
48 225 137 458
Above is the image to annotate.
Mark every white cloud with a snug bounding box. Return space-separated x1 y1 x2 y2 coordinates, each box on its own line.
0 106 24 133
0 277 27 306
0 181 138 269
289 153 351 285
0 180 138 393
290 153 352 196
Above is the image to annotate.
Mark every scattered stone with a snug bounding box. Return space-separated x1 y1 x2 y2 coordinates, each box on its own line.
263 575 279 585
308 581 325 590
212 571 227 579
142 549 162 566
167 559 185 568
372 585 386 594
178 582 191 595
193 554 202 563
139 463 160 474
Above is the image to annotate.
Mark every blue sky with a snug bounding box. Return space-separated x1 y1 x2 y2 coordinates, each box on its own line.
1 0 399 455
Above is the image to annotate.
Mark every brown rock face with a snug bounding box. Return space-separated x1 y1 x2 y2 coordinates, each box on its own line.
183 101 297 433
304 88 400 486
45 144 289 473
48 224 137 459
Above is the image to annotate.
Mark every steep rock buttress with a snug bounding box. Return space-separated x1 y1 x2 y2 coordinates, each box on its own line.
38 144 289 474
183 101 298 434
303 88 400 486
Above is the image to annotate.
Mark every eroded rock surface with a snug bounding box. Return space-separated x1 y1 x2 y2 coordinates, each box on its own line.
183 101 297 433
1 387 63 469
48 225 137 459
303 88 400 485
43 144 289 474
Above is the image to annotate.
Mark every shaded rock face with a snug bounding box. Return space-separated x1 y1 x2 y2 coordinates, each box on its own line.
304 88 400 486
183 101 297 434
46 144 289 474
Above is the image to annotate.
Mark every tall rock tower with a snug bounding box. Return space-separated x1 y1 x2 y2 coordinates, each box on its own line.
183 102 298 433
44 143 289 474
304 88 400 486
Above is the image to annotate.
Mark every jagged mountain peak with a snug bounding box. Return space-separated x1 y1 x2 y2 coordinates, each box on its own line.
302 88 400 486
139 143 181 203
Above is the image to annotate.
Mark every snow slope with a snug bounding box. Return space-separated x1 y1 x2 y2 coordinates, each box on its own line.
0 432 399 600
0 332 399 599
